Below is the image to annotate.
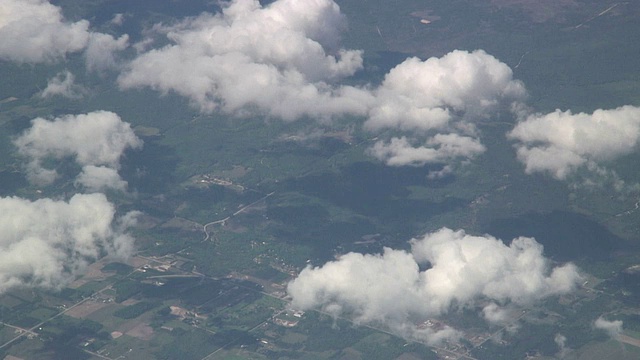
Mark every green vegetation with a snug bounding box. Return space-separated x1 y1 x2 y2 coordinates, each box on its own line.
102 262 134 275
1 1 640 360
156 328 232 360
39 316 110 358
113 279 141 303
113 301 161 319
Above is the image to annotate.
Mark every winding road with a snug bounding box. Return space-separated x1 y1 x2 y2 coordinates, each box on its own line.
202 191 275 241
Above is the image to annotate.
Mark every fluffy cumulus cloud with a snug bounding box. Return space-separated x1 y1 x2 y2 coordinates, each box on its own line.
367 133 486 168
14 111 142 190
40 71 86 99
509 106 640 180
288 228 581 343
366 50 526 132
75 165 129 193
0 193 137 293
118 0 372 120
366 50 525 167
0 0 127 65
594 316 623 339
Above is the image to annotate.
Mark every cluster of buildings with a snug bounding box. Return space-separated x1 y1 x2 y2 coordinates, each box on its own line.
272 310 305 328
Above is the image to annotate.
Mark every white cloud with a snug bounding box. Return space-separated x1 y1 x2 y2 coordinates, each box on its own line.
368 134 486 167
287 228 581 343
117 0 528 172
111 13 125 26
363 50 524 168
0 0 89 63
594 316 623 339
482 302 513 324
75 165 128 193
14 111 142 190
0 193 137 293
40 71 86 99
118 0 371 120
365 50 526 132
85 32 129 72
555 333 571 358
509 106 640 180
0 0 128 65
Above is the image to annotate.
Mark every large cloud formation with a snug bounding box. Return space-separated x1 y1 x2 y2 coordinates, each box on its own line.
0 0 127 66
0 193 137 293
509 106 640 180
118 0 371 120
288 228 580 343
118 0 525 171
14 111 142 191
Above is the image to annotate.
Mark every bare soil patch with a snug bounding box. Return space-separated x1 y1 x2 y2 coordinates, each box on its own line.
65 301 110 319
126 323 154 341
619 334 640 348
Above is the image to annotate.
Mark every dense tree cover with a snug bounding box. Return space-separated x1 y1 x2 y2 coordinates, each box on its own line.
101 262 134 275
113 279 141 303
